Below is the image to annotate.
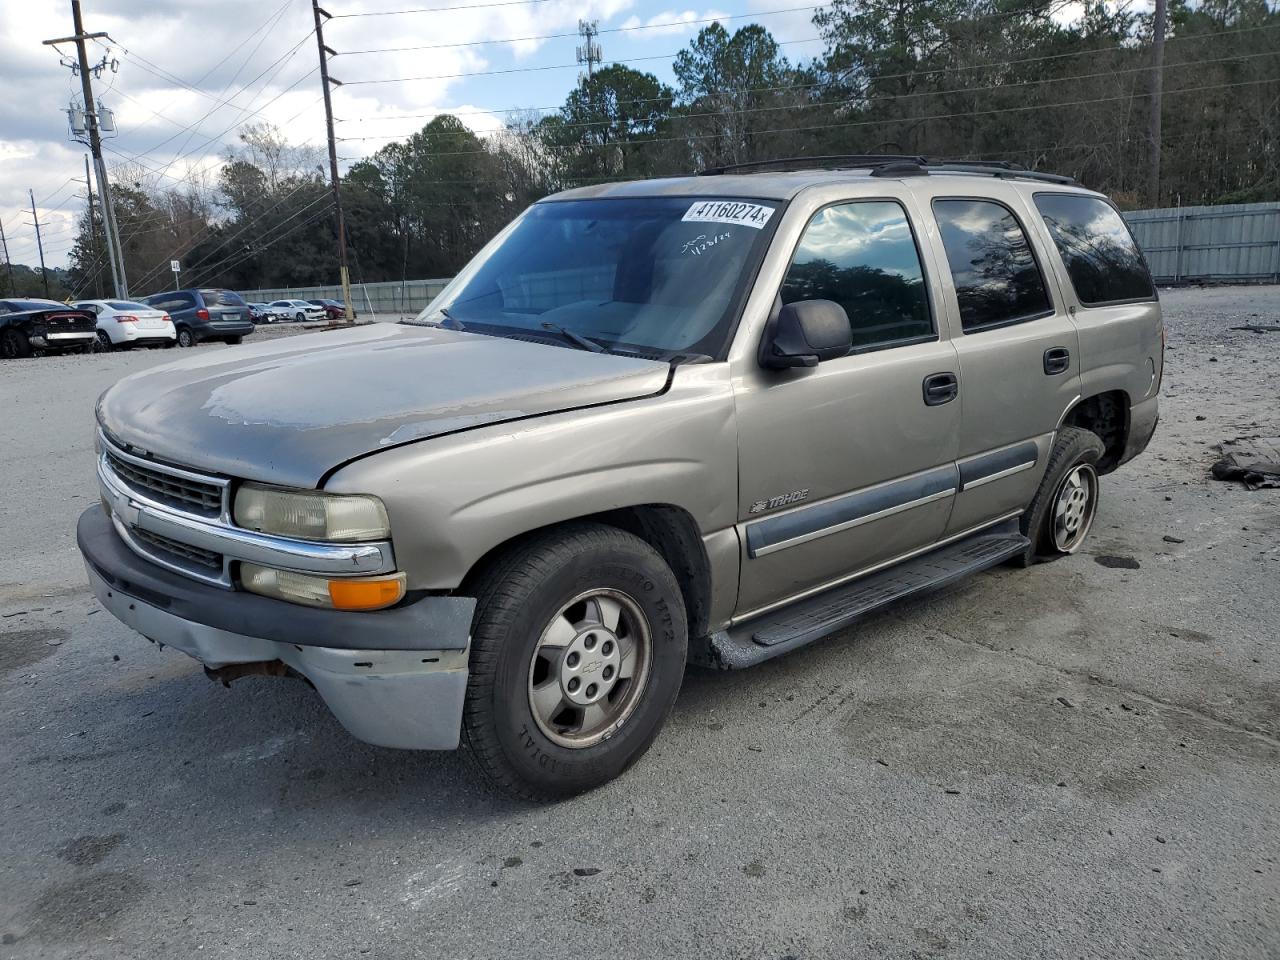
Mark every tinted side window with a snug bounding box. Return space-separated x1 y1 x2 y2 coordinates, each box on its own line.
781 200 933 351
1033 194 1155 304
933 199 1053 331
157 293 193 311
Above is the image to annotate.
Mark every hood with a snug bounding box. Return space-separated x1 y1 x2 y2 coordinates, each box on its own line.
97 323 670 488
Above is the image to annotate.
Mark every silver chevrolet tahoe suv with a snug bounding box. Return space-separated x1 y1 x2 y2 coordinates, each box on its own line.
78 157 1162 799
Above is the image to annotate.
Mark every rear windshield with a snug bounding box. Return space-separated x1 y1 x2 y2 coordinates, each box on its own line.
1033 194 1155 305
411 196 780 358
200 289 247 306
107 301 150 311
0 299 65 311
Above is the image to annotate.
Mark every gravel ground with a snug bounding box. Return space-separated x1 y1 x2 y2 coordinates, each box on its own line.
0 286 1277 959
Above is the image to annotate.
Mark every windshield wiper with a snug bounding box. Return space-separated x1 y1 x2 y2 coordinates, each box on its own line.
540 322 607 353
436 307 466 331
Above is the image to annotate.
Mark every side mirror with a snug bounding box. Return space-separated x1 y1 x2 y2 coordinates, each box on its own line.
760 299 852 369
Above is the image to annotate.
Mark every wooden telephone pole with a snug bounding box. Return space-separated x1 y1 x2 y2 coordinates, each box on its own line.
29 190 51 298
44 1 128 299
312 1 354 321
1147 0 1168 207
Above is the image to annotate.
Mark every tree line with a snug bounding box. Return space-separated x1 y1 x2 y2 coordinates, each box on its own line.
60 0 1278 299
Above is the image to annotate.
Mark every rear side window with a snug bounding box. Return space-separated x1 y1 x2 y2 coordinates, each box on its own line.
1033 194 1155 305
153 293 193 311
932 199 1053 332
781 200 933 352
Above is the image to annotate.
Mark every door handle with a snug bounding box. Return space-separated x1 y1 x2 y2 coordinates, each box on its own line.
922 372 958 406
1043 346 1071 375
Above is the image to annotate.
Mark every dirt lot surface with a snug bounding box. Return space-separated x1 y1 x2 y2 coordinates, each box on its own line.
0 287 1277 959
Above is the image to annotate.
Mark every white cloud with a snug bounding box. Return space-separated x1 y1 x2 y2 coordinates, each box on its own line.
618 8 731 37
0 0 638 267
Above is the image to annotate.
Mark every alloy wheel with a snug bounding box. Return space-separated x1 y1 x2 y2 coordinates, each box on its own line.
526 589 652 749
1051 463 1098 553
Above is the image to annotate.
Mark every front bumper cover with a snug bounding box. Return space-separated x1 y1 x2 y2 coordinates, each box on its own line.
78 506 476 749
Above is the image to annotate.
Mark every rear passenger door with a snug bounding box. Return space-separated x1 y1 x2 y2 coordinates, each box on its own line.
928 194 1082 536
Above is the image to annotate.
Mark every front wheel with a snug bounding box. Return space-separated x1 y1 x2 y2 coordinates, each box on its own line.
463 523 688 800
92 331 113 352
224 336 243 345
1015 426 1105 566
295 312 305 322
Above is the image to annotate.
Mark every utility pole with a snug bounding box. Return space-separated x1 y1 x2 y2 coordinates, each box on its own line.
44 1 128 299
84 155 103 298
30 190 50 298
1146 0 1167 207
312 1 354 321
0 215 14 296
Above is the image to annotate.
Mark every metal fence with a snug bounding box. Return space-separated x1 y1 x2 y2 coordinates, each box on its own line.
239 201 1279 310
239 278 452 317
1123 201 1280 284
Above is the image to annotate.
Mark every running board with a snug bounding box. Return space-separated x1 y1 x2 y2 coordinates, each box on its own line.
693 523 1029 670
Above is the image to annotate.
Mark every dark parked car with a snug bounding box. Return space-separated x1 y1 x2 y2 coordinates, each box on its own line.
307 298 356 320
141 289 255 347
0 299 97 358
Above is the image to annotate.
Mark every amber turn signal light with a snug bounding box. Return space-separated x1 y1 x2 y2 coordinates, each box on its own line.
328 574 406 611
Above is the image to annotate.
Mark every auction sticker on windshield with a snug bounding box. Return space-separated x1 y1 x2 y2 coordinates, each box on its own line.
682 200 775 229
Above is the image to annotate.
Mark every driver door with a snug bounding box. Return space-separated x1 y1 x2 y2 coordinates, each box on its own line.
732 198 961 617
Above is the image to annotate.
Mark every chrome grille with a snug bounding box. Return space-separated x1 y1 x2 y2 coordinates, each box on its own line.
105 447 223 516
131 527 224 571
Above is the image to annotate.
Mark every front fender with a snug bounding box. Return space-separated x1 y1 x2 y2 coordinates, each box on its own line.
325 364 739 591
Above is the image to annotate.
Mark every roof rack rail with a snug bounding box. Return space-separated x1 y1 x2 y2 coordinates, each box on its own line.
698 154 927 176
871 159 1077 185
695 154 1078 185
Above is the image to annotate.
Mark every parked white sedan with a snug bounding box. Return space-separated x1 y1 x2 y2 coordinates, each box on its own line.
74 300 177 351
268 299 327 322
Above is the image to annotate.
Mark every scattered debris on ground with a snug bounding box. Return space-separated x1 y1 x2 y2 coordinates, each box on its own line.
1211 437 1280 489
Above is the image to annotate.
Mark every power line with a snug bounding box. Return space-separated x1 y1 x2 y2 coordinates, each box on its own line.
342 36 826 85
332 48 1280 149
334 75 1280 164
335 48 1279 145
332 0 554 17
332 21 1280 127
100 30 318 183
182 199 336 289
334 5 823 56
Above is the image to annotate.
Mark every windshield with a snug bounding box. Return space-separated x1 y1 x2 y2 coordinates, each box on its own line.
409 196 780 358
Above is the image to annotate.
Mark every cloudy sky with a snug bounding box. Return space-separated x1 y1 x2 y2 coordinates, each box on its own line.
0 0 822 271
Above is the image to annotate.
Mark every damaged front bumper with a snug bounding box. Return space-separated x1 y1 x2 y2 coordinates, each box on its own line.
77 506 476 750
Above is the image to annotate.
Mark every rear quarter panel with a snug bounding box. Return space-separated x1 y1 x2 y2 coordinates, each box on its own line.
1018 187 1164 417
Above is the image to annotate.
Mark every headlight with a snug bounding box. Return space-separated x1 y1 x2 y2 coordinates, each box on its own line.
233 483 390 542
240 563 406 611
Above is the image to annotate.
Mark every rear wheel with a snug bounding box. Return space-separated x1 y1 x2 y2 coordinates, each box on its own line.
225 336 243 345
295 311 305 322
463 523 688 800
1 329 30 359
1014 426 1105 565
176 326 195 348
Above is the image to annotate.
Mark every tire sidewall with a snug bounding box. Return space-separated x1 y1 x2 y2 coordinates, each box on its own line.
1023 427 1105 562
177 327 194 347
472 536 687 795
